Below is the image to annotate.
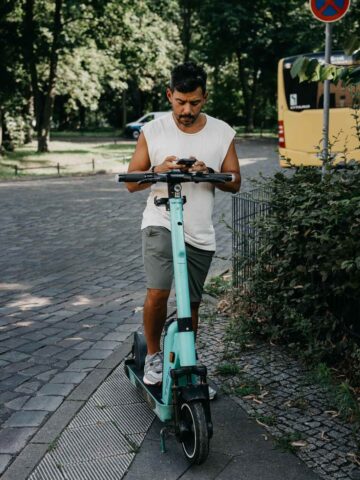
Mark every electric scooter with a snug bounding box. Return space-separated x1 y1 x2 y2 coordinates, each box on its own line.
117 167 233 464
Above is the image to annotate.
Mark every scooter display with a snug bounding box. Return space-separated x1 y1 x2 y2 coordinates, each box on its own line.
117 167 233 464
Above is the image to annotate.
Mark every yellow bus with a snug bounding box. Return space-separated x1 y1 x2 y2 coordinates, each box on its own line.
278 52 360 167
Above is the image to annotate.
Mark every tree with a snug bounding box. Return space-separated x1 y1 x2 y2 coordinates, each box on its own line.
0 0 27 151
196 0 323 131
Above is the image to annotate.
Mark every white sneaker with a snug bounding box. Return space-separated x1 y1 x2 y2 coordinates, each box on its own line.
208 385 217 401
143 352 163 385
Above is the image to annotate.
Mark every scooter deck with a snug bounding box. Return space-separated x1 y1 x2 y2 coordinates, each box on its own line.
125 359 173 422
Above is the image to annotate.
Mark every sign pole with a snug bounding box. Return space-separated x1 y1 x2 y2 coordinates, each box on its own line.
322 22 332 177
310 0 351 176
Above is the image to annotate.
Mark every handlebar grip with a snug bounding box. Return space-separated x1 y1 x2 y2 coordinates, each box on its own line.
117 173 153 182
204 173 234 183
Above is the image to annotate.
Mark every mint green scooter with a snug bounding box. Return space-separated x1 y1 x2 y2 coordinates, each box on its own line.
117 167 232 464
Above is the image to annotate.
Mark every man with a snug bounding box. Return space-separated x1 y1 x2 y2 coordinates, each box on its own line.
126 62 241 389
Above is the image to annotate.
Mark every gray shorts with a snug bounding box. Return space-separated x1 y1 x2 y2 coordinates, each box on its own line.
142 226 214 303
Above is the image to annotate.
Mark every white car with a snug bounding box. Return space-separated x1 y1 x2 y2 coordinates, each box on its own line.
125 112 169 139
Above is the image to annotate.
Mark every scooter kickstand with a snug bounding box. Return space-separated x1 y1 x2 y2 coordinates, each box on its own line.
160 427 168 453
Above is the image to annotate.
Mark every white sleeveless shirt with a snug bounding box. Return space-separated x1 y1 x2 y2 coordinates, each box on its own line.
141 113 235 251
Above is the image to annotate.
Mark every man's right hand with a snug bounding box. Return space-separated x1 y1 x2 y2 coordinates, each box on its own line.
153 156 187 173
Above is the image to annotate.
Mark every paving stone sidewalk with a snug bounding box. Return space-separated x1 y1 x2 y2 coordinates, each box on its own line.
0 172 155 475
25 294 320 480
195 303 360 480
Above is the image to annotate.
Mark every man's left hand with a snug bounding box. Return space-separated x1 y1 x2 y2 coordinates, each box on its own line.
188 159 211 173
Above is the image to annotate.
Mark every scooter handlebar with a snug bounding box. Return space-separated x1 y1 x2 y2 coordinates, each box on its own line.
116 171 234 184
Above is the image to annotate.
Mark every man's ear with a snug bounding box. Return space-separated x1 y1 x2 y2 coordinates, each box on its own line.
203 92 208 104
166 88 173 103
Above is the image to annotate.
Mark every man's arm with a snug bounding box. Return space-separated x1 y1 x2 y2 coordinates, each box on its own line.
218 140 241 193
125 132 185 193
125 132 151 192
187 139 240 193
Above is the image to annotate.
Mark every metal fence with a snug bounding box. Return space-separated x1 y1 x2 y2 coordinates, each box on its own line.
232 187 272 288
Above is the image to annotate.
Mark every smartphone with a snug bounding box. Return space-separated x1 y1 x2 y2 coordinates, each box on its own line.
176 158 196 166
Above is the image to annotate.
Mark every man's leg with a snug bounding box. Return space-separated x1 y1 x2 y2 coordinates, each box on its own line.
191 302 200 335
143 288 170 355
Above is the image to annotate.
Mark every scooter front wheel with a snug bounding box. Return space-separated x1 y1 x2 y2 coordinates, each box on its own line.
180 401 209 465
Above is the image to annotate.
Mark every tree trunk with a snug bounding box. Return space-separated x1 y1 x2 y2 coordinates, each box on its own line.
122 91 127 129
23 0 41 141
236 51 257 133
79 105 86 130
24 95 34 144
180 0 193 62
37 0 63 152
0 108 3 155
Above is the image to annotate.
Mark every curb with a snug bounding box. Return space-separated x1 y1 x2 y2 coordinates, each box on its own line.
1 341 132 480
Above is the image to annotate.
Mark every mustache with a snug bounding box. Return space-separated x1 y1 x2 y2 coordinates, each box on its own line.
179 115 195 119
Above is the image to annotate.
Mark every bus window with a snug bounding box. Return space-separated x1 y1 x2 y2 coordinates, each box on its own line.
317 83 354 109
283 65 356 111
283 68 318 111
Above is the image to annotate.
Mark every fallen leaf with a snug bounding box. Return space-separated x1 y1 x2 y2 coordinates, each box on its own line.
256 419 269 428
320 431 330 441
259 391 269 399
291 441 308 448
324 410 339 418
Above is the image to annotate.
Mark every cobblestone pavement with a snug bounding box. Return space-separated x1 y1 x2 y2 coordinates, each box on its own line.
197 303 360 480
0 138 280 477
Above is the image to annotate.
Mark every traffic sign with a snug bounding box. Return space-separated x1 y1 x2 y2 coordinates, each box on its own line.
310 0 351 22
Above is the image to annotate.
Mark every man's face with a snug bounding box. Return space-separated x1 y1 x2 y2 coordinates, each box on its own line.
166 87 207 127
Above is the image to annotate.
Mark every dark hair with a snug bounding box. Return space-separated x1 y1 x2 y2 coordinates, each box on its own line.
170 62 207 94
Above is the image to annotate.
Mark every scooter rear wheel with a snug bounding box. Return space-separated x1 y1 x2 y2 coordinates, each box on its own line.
180 401 209 465
133 332 147 370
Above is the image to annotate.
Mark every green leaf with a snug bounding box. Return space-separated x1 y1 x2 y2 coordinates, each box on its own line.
344 35 360 56
306 58 319 78
290 57 308 79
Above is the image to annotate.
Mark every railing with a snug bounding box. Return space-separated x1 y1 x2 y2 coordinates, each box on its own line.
232 187 272 288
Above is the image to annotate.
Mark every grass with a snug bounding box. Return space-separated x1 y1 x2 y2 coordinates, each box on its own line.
0 138 135 178
93 143 135 151
275 432 305 453
111 421 140 453
305 363 360 423
215 362 241 376
287 396 309 411
51 129 122 138
254 414 277 427
233 380 261 397
47 435 60 452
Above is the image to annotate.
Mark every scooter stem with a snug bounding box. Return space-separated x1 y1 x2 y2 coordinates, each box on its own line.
169 196 196 367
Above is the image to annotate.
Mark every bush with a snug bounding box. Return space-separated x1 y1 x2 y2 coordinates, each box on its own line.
238 163 360 385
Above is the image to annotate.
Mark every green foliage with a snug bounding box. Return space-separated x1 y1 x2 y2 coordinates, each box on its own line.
275 432 304 453
204 275 231 297
254 414 277 427
1 0 360 144
232 379 261 397
305 363 360 422
291 35 360 86
215 363 240 376
291 54 360 86
236 164 360 385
